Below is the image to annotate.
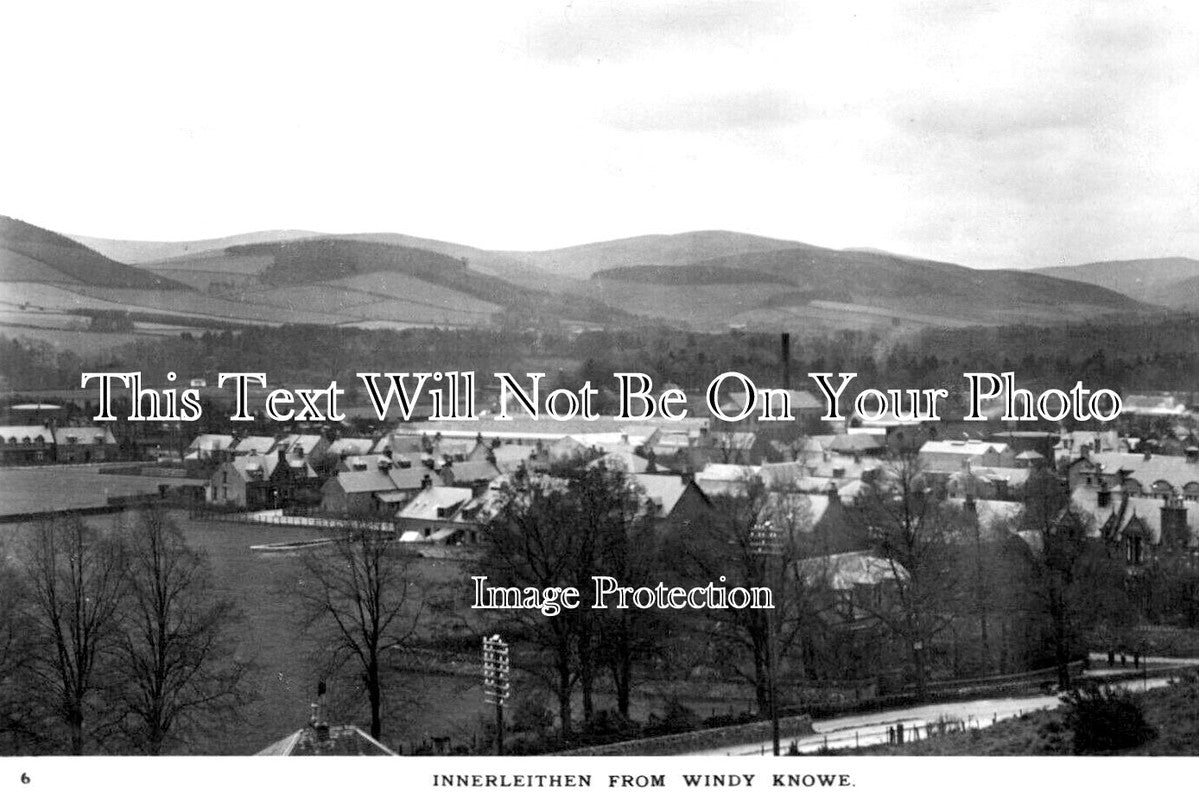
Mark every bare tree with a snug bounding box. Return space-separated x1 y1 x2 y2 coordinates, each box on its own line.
21 516 128 754
0 551 40 753
1020 469 1128 688
114 507 250 754
570 461 663 719
850 450 963 699
295 523 428 740
674 478 819 716
481 469 586 736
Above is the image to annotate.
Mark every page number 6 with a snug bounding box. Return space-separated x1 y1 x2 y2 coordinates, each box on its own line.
21 773 30 784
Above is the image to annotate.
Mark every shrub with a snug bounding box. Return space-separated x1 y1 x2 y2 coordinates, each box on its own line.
1061 685 1156 754
510 693 554 734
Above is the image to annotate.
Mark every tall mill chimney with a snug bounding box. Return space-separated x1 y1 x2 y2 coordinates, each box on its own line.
780 332 791 391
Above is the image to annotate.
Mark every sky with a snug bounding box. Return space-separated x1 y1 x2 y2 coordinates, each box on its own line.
1 0 1197 268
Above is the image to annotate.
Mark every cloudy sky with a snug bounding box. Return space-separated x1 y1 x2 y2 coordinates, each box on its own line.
2 0 1196 267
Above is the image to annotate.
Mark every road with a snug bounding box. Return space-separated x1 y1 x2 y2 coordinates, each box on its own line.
682 658 1194 756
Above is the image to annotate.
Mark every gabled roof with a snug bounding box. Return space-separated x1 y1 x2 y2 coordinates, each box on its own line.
273 433 323 455
1071 485 1199 547
0 425 54 443
950 466 1031 489
588 450 649 474
325 438 375 457
795 550 907 589
1082 452 1199 492
233 435 277 454
185 434 234 453
397 486 473 521
371 433 425 454
631 473 698 517
228 452 279 482
829 433 884 453
387 465 443 491
328 469 399 495
946 497 1024 533
920 439 1006 457
443 460 502 484
53 426 117 445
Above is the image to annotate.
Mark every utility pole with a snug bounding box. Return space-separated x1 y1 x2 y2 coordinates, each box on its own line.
482 634 510 755
750 521 783 756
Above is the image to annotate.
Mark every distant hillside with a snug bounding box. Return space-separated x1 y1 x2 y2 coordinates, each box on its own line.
1037 258 1199 307
70 229 323 264
234 239 468 286
1143 273 1199 310
690 245 1145 308
502 230 805 278
0 215 189 289
585 243 1153 330
592 264 793 285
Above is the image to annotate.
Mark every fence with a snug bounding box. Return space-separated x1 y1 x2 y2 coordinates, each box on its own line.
189 506 394 533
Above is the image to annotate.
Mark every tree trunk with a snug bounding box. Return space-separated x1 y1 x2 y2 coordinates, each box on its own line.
616 644 632 718
367 658 383 739
69 709 84 755
556 657 572 738
911 640 928 700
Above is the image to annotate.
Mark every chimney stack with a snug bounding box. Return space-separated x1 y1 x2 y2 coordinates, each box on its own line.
780 332 791 391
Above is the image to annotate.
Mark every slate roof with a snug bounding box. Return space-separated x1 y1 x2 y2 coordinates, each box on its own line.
53 427 117 446
397 486 473 522
233 435 277 454
0 425 53 443
795 550 907 590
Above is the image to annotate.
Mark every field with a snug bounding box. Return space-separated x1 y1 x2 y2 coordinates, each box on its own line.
168 515 486 755
0 465 206 516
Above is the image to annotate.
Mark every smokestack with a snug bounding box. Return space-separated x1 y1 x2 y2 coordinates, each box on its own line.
780 332 791 391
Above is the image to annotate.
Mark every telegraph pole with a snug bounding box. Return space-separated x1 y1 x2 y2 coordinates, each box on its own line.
482 635 510 755
750 521 783 756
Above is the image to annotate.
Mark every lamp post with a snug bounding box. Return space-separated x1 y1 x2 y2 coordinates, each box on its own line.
482 634 510 755
750 520 784 756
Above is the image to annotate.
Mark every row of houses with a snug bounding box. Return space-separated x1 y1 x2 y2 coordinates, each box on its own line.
0 423 118 465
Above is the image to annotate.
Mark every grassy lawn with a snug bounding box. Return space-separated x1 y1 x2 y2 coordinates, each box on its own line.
849 675 1199 755
171 513 492 754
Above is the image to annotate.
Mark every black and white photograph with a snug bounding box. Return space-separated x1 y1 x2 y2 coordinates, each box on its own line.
1 0 1198 794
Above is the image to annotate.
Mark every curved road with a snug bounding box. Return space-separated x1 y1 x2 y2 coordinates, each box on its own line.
684 657 1195 756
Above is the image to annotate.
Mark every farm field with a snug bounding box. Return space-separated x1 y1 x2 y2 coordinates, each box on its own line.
330 271 504 315
0 323 160 355
585 280 786 328
65 285 352 326
0 465 207 516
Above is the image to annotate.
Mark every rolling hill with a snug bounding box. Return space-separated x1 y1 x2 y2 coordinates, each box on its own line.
0 215 189 289
0 214 1177 341
69 229 323 265
1036 258 1199 308
587 243 1154 328
500 230 805 278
